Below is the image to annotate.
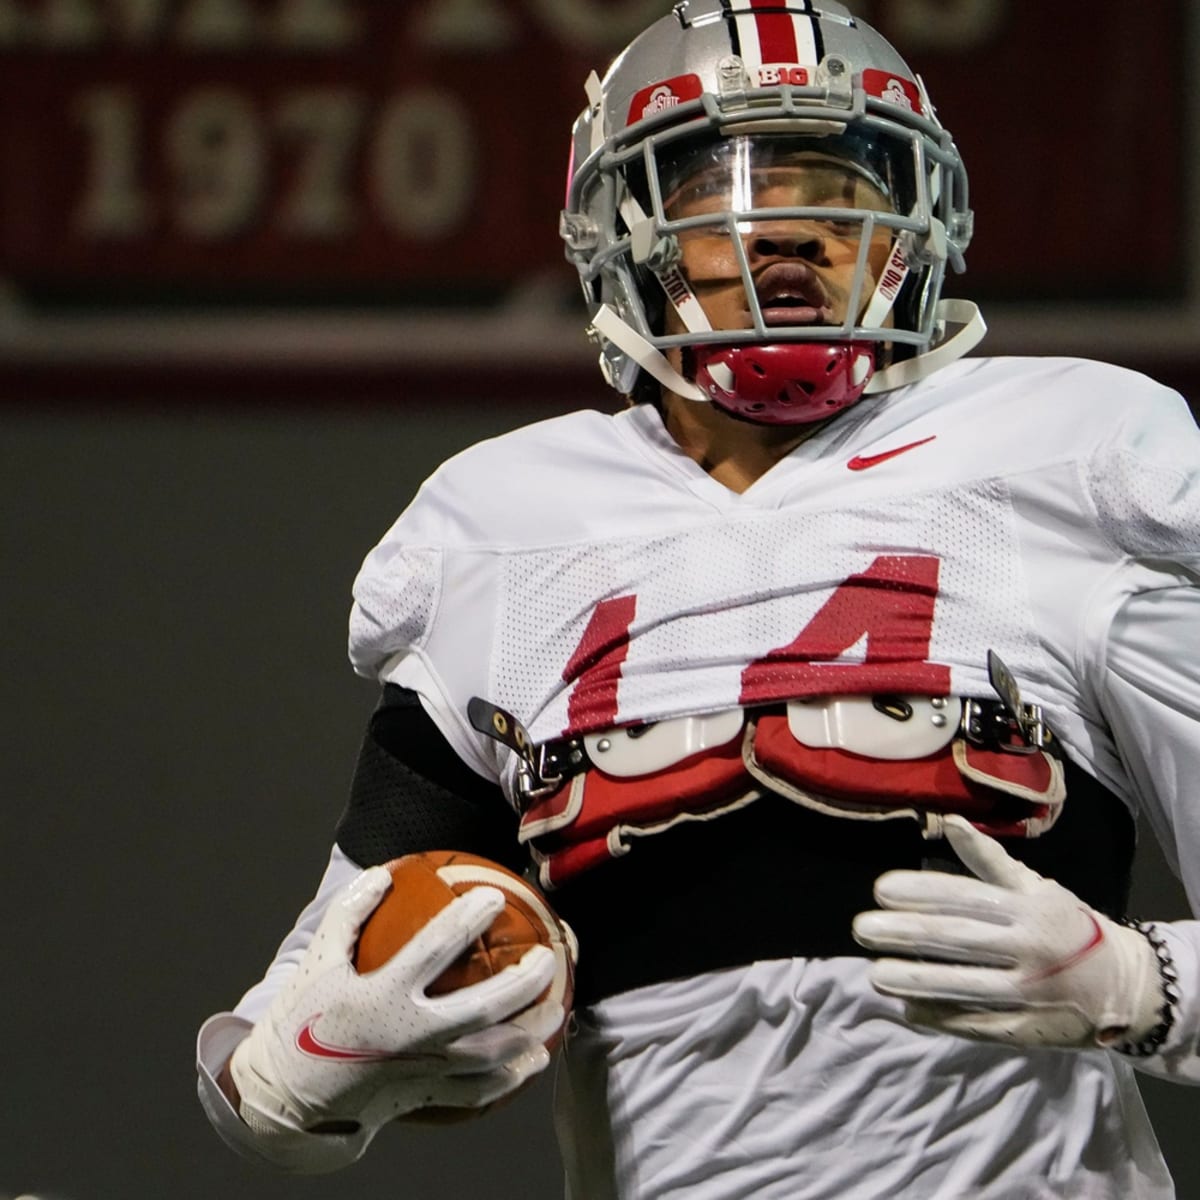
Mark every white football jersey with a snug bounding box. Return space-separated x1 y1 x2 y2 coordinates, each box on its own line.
350 356 1199 843
344 355 1200 1197
197 355 1200 1198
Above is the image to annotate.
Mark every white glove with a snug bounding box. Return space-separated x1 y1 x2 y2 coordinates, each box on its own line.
851 814 1165 1049
230 865 559 1157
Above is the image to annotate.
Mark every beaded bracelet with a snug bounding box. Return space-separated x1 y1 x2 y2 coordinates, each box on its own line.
1115 919 1180 1058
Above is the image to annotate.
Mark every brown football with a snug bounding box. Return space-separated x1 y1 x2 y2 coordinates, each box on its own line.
353 850 575 1121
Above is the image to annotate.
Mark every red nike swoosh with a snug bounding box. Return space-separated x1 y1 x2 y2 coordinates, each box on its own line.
296 1016 445 1065
847 436 937 471
1020 912 1105 985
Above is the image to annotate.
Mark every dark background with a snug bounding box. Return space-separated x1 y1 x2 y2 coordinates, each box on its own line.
2 1 1199 1197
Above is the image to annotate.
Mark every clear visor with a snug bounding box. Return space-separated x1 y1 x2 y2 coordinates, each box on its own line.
643 133 917 328
658 131 916 223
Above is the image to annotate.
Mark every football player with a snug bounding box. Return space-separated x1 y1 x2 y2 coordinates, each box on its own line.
197 2 1200 1196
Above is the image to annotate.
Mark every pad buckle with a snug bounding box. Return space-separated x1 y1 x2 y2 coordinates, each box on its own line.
467 698 589 806
960 650 1054 754
468 651 1056 806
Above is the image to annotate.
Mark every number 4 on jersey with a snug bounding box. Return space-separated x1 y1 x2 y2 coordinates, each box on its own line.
740 554 950 703
562 555 950 733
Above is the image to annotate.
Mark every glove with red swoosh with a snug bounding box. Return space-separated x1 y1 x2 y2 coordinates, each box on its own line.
229 865 558 1162
851 814 1164 1049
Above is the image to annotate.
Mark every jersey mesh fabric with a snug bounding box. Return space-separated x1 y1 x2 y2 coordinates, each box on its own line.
489 482 1042 741
1090 444 1200 563
350 544 441 670
206 357 1200 1199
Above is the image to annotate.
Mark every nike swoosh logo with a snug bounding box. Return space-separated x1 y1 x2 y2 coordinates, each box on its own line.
1020 912 1105 985
296 1016 446 1065
847 435 937 471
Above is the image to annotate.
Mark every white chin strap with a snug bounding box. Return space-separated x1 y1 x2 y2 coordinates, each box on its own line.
862 299 987 394
590 297 986 404
591 304 707 401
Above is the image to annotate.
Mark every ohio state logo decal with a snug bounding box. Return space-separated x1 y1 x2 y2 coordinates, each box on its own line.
627 74 704 126
862 69 924 115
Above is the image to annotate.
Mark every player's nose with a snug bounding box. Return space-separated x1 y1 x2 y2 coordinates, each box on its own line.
747 223 825 263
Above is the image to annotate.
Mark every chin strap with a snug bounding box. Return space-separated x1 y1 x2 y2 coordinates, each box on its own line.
590 296 987 408
863 299 987 394
590 304 707 401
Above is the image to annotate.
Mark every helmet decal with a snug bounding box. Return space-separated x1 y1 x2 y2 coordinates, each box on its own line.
725 0 823 71
863 69 924 115
627 76 705 128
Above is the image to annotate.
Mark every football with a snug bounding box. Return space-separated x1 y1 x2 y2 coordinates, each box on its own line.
354 849 576 1043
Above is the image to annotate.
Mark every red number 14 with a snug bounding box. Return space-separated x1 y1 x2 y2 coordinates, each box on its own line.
562 555 950 733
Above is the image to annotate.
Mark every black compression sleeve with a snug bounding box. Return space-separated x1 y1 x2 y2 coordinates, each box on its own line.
334 684 525 873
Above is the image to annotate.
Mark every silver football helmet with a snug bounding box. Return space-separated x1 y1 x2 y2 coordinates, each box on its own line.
561 0 984 424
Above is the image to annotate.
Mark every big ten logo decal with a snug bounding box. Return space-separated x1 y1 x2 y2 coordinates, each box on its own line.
560 555 950 733
758 65 810 87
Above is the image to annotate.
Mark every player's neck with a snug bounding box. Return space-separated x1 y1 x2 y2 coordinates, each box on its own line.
659 392 829 493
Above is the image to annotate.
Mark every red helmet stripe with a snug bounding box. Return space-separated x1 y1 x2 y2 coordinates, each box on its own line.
728 1 820 69
749 0 799 64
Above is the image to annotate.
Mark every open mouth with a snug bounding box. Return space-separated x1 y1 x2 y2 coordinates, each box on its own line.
751 263 834 327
